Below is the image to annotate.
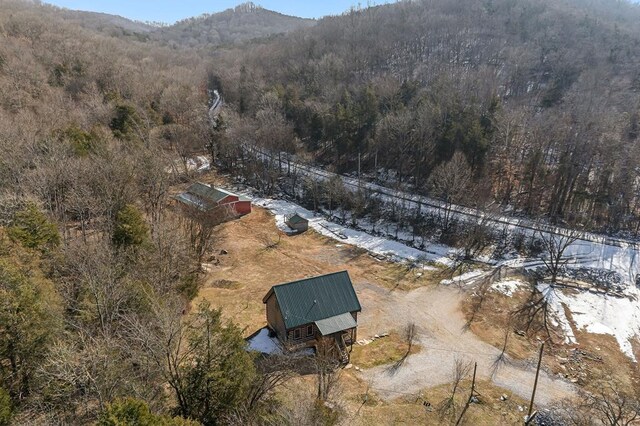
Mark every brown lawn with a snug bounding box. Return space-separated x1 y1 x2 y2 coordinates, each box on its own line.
196 207 442 337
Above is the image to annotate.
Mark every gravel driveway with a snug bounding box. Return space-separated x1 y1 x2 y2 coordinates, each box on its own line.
354 282 577 406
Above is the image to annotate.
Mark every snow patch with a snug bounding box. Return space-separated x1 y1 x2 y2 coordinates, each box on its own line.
253 198 456 266
540 284 640 361
538 283 577 345
247 328 283 354
491 279 526 296
440 270 485 286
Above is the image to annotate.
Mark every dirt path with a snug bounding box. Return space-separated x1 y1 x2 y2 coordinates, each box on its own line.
356 283 577 406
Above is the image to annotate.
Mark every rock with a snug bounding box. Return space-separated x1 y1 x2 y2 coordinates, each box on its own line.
514 329 525 336
219 249 228 255
558 357 568 364
416 272 423 277
374 334 380 339
344 363 353 369
470 396 480 404
379 332 390 338
355 366 361 371
518 405 524 412
500 394 508 401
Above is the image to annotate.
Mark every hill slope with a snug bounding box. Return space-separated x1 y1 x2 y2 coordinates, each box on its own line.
209 0 640 234
151 2 316 48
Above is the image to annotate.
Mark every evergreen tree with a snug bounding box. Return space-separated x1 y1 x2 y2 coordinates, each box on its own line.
8 204 60 253
0 388 11 426
169 302 256 425
0 234 63 402
112 204 149 248
99 398 199 426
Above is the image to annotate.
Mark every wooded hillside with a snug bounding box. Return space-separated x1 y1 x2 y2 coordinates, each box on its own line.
210 0 640 234
151 2 315 48
2 0 640 423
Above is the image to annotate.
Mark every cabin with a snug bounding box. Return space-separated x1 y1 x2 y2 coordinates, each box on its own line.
285 212 309 234
174 182 252 216
262 271 361 363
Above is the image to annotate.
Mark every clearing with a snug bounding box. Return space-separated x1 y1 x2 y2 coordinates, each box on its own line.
196 206 577 418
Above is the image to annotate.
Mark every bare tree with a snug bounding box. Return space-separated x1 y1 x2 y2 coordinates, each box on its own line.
535 229 582 283
315 337 341 402
550 382 640 426
585 382 640 426
512 284 557 342
437 358 472 419
455 362 478 426
177 204 230 266
428 151 472 231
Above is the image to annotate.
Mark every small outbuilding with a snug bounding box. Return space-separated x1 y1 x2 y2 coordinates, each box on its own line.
262 271 361 363
175 182 251 216
285 212 309 234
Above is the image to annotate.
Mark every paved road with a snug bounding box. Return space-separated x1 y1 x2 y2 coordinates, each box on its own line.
245 144 638 249
244 145 640 284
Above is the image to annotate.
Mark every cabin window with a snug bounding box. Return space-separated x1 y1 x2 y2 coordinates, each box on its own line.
306 325 313 337
293 329 301 340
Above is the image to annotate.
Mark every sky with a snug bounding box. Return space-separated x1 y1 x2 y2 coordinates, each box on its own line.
42 1 394 23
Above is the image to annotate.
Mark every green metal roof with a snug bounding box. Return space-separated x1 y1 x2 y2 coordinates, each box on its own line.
187 182 236 203
264 271 361 330
314 312 357 336
174 193 208 210
286 213 308 225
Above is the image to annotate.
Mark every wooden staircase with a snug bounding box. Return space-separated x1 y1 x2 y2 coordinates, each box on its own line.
335 334 350 364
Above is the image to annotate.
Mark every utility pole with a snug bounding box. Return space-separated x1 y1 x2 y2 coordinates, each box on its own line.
358 151 362 188
525 343 544 425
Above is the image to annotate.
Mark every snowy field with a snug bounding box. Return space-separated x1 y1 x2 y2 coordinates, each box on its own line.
538 283 640 360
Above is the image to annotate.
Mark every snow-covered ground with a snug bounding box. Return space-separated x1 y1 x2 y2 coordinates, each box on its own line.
440 270 486 285
246 145 640 288
491 279 526 296
538 283 578 346
247 328 283 354
538 283 640 360
247 328 315 356
252 198 456 266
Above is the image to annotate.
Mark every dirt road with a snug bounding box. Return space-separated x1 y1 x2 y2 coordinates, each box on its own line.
356 283 577 406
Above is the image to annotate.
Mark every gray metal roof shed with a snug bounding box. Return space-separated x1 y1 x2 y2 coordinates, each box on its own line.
314 312 357 335
287 213 308 225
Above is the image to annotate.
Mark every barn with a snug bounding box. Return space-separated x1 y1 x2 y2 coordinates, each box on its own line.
175 182 252 216
262 271 361 363
285 212 309 233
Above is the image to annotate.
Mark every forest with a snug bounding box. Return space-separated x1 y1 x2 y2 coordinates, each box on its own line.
209 0 640 235
1 0 640 424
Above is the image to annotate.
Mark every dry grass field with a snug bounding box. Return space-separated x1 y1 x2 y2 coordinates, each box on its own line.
194 205 586 423
196 207 442 338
